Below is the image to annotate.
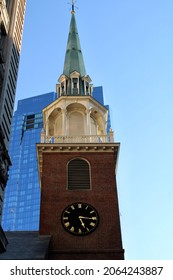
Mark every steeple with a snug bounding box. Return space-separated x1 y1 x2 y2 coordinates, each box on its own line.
57 6 93 97
37 1 123 262
63 13 86 78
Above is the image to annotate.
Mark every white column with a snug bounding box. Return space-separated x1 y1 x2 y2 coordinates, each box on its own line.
62 109 67 135
86 109 91 135
40 129 45 143
77 77 79 95
46 120 49 136
109 128 114 142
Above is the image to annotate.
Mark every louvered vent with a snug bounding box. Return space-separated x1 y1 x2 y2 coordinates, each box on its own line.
68 158 90 190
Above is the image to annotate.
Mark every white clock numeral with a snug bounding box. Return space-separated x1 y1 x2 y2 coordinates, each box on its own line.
65 222 70 227
78 204 82 208
90 222 95 227
70 227 75 232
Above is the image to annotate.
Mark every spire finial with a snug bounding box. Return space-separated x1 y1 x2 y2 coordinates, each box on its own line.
71 0 75 14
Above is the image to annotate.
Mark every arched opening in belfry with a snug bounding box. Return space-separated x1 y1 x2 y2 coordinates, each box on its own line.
68 111 84 135
66 103 86 136
48 108 62 136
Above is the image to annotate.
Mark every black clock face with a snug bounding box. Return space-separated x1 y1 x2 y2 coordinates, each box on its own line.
61 202 99 236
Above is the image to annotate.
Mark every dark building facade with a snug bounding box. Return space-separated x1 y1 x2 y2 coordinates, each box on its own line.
0 0 26 252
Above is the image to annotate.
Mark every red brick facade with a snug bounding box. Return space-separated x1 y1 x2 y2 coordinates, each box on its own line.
39 150 124 260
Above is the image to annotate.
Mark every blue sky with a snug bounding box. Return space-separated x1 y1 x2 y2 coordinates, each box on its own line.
16 0 173 260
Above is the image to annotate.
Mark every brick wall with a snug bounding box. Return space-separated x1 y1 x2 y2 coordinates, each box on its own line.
39 151 124 260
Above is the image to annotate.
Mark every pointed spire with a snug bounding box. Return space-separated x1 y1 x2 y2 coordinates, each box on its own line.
63 12 86 77
57 4 93 97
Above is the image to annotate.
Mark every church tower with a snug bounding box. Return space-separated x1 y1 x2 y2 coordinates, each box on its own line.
37 3 124 260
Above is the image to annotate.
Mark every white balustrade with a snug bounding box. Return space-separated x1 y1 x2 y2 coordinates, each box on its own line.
40 133 114 143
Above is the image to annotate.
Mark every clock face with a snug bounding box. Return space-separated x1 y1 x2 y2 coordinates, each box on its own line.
61 202 99 236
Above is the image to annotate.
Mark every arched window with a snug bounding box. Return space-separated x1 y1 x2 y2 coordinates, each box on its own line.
68 158 90 190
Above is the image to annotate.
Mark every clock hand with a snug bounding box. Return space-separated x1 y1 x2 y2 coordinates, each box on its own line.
79 216 96 220
79 218 85 228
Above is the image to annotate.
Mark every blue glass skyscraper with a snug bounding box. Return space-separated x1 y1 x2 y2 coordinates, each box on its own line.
2 92 57 230
2 87 111 231
93 86 111 133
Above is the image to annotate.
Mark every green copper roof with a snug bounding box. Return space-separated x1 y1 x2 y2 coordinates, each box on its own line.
63 13 86 77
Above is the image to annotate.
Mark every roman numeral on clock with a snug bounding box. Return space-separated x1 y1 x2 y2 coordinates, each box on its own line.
65 222 70 227
90 222 95 227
